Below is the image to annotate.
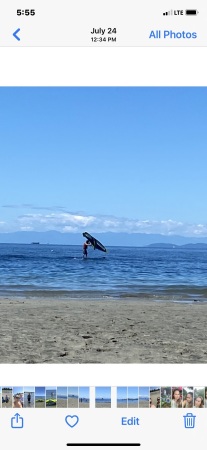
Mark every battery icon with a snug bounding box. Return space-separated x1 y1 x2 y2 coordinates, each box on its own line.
185 9 199 15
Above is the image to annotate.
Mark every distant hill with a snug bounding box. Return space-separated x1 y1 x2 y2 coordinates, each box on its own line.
1 231 207 246
181 243 207 249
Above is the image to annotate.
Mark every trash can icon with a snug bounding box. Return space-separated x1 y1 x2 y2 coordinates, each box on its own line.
183 413 196 429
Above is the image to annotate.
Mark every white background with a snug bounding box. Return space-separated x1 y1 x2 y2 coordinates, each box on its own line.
0 47 207 86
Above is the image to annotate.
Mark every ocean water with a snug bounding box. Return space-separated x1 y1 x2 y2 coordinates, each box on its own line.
0 243 207 301
96 398 111 403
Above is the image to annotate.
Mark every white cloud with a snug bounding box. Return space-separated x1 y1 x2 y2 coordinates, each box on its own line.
7 211 207 237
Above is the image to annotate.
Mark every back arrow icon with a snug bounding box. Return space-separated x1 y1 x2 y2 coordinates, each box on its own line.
13 28 21 41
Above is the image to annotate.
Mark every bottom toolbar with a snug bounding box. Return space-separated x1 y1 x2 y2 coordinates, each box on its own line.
0 408 205 450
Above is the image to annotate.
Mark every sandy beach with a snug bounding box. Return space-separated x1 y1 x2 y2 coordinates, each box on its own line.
139 399 149 408
35 400 45 408
57 398 68 408
128 400 138 408
79 402 90 408
117 401 128 408
95 402 111 408
0 297 207 364
68 398 79 408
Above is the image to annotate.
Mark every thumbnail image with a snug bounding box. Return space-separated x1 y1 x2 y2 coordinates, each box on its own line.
117 387 127 408
205 388 207 408
128 387 139 408
161 387 171 408
2 387 13 408
150 387 160 408
139 387 149 408
79 387 90 408
95 387 111 408
46 387 57 407
68 387 79 408
0 387 2 407
35 387 46 408
24 387 35 408
182 387 193 408
1 87 207 364
171 387 182 408
57 387 67 408
193 387 204 408
13 387 24 408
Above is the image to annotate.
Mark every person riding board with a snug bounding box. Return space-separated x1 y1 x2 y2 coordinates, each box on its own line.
83 239 91 258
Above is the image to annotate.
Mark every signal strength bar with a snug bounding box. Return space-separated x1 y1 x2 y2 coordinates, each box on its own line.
163 10 173 15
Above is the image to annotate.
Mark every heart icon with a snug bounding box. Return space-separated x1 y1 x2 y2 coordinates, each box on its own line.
65 415 79 428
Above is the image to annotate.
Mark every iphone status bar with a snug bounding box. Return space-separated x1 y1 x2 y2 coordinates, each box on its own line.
0 1 206 46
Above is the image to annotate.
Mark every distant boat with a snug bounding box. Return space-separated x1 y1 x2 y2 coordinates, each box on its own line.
31 242 40 245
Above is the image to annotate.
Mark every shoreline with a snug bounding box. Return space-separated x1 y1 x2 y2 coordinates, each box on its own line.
0 291 207 303
0 297 207 364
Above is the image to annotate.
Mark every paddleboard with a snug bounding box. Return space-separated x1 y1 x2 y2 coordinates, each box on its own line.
82 232 107 252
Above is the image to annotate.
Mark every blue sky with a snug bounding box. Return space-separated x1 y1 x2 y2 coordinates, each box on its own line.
1 87 207 237
13 387 23 395
35 386 45 396
57 387 67 397
46 387 57 398
117 387 138 400
128 387 138 398
68 387 78 397
24 387 35 393
117 387 127 399
95 387 111 399
139 387 149 398
79 387 90 399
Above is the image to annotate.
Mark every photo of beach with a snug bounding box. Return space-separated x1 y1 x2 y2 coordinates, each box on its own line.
117 387 128 408
35 387 46 408
68 387 79 408
95 387 111 408
2 387 13 408
57 387 67 408
79 387 90 408
46 387 57 407
128 387 139 408
139 387 149 408
24 387 35 408
1 87 207 364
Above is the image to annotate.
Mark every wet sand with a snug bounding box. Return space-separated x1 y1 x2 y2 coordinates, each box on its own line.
0 297 207 364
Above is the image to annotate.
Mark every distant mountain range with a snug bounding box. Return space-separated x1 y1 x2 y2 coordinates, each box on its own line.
1 231 207 247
